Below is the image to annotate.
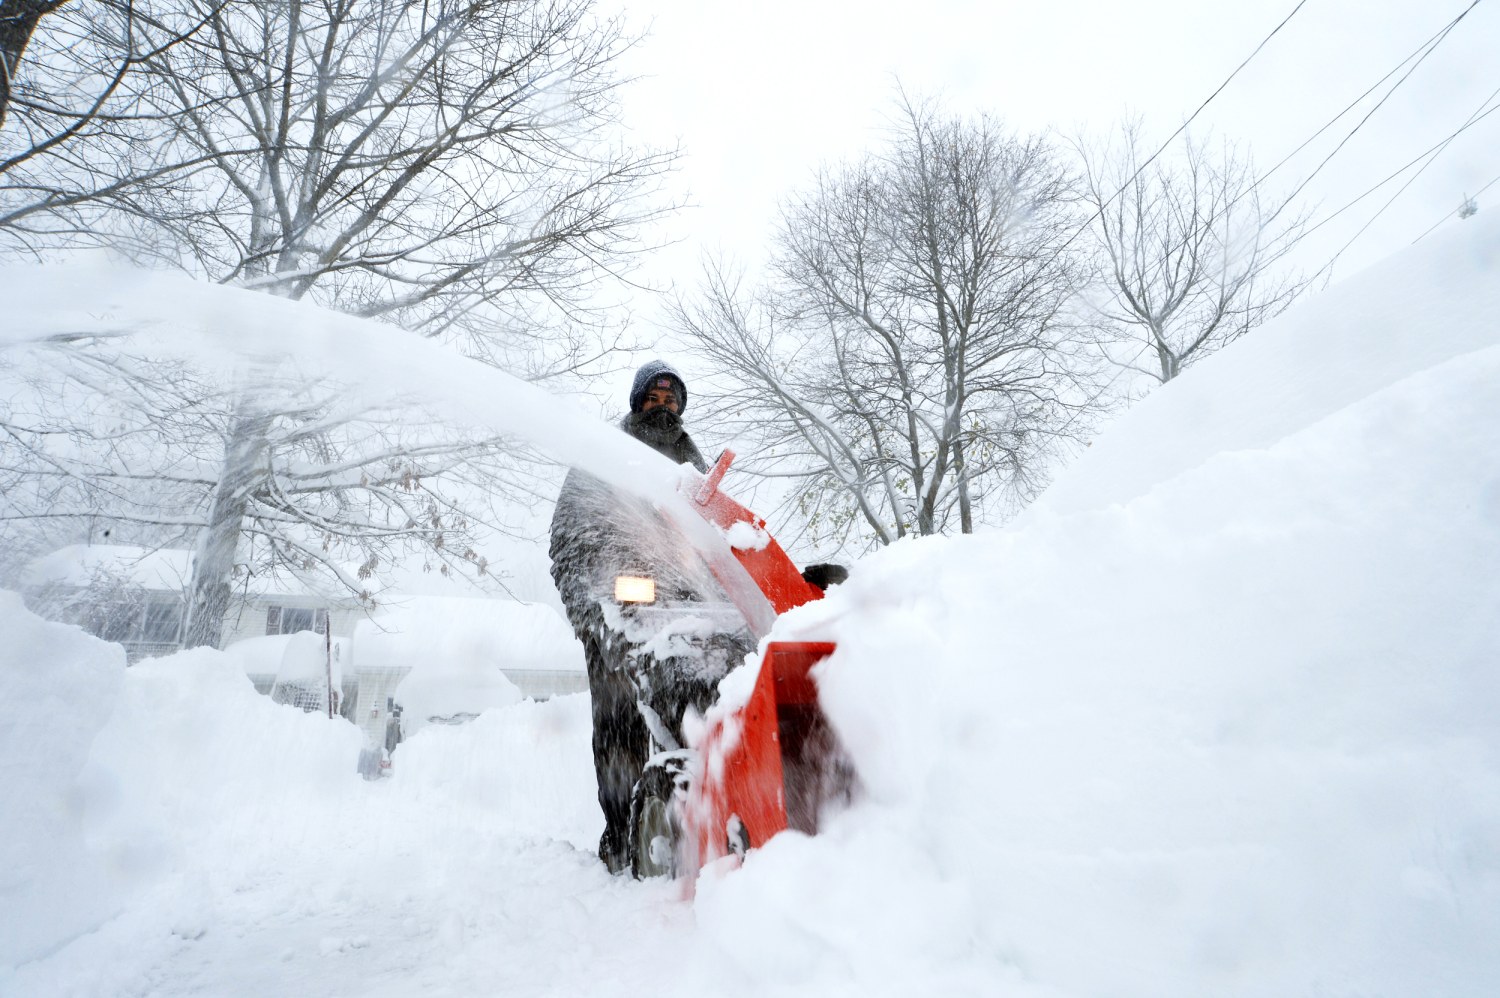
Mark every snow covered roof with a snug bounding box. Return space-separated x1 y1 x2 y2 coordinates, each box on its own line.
22 544 192 593
22 544 376 600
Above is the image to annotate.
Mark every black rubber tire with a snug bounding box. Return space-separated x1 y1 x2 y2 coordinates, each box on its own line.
628 759 684 880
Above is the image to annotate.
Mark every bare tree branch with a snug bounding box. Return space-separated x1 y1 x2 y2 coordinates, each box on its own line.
673 94 1104 551
1073 120 1309 382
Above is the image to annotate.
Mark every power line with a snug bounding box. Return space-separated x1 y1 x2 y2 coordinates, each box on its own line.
1412 168 1500 243
1098 1 1488 281
1043 2 1310 425
1300 88 1500 244
1055 0 1311 261
1066 4 1487 427
1267 0 1484 228
1056 1 1488 428
1259 1 1484 189
1150 0 1311 170
1072 2 1477 285
1308 89 1500 282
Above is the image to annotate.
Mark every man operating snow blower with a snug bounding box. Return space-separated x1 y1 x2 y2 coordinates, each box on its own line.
548 360 753 874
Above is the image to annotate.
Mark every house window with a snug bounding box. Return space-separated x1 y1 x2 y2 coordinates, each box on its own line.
142 600 184 644
98 603 140 643
266 606 328 635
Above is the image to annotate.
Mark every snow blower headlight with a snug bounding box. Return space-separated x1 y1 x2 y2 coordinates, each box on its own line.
614 575 656 604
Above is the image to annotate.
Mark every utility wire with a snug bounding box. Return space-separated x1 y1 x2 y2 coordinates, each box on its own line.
1057 1 1485 448
1267 0 1484 228
1123 1 1487 281
1311 87 1500 282
1259 1 1483 189
1412 168 1500 243
1053 0 1310 262
1060 4 1486 443
1148 0 1311 170
1042 1 1309 442
1300 89 1500 245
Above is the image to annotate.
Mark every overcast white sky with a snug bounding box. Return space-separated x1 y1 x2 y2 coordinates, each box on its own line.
596 0 1499 344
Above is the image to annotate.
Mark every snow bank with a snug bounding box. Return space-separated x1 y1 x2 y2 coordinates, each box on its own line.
738 219 1500 996
22 543 379 599
386 693 599 851
78 645 367 878
1039 211 1500 516
221 631 351 680
0 594 366 970
0 593 125 966
21 544 192 591
393 665 523 732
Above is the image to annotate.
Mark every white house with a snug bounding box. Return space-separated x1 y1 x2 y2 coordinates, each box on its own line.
20 544 368 662
22 545 589 753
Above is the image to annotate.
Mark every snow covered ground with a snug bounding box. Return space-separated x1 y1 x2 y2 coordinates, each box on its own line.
3 213 1499 996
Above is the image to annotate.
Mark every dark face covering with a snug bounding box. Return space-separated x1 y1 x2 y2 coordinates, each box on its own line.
627 405 685 454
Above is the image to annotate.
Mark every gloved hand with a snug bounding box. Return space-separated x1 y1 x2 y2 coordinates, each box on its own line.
801 563 849 591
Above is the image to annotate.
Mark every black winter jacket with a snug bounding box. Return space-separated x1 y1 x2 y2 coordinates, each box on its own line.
548 410 711 639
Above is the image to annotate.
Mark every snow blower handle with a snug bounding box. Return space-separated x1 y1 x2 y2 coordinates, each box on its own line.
695 449 735 506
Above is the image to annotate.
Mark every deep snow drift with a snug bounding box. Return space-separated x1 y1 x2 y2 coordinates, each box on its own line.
3 213 1499 997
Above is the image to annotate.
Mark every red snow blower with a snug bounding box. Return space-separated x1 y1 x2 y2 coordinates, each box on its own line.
624 450 854 879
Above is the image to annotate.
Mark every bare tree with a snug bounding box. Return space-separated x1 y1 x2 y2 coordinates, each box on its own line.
8 0 672 342
672 95 1099 551
1074 121 1307 383
2 0 674 648
2 339 535 648
1 1 216 234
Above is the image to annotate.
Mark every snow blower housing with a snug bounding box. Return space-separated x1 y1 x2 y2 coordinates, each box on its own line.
625 449 854 879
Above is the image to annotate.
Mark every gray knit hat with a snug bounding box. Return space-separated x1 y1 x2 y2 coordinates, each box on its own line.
628 359 687 413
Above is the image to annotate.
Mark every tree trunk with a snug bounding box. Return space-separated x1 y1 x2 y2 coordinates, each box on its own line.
1159 346 1181 382
183 401 270 649
0 0 66 130
955 437 973 533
